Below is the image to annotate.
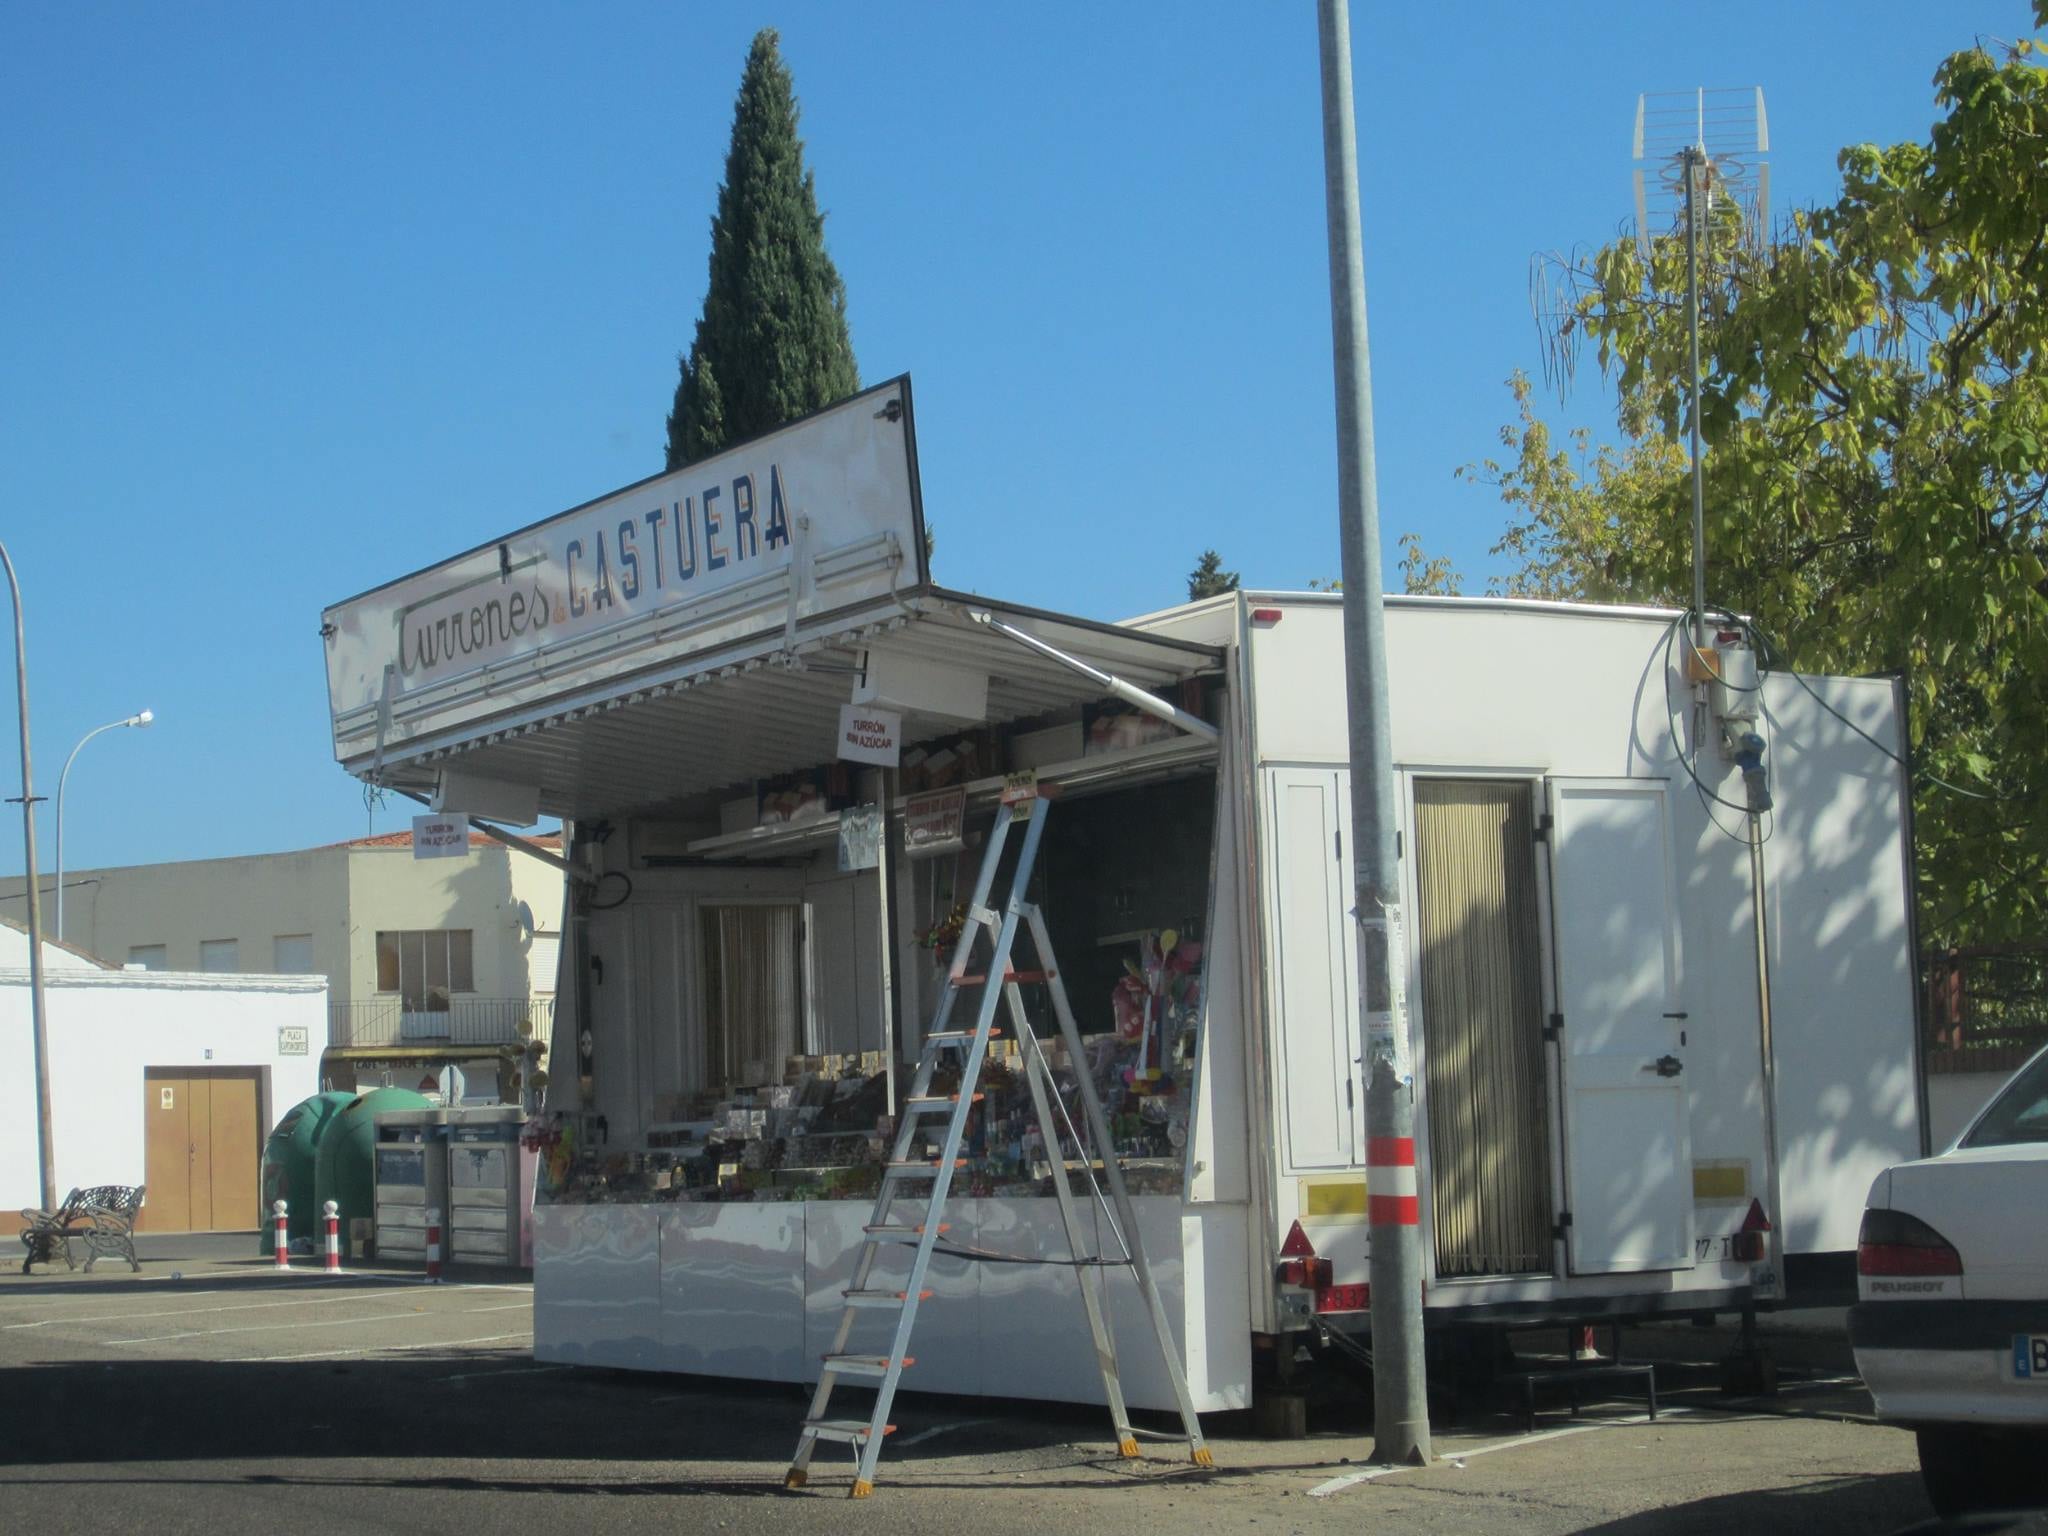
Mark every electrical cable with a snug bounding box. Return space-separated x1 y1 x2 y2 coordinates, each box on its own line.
1721 611 2012 804
1661 613 1772 847
584 869 633 910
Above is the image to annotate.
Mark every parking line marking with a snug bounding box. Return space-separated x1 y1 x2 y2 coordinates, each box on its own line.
103 1301 531 1347
3 1281 528 1331
242 1330 533 1363
1306 1407 1700 1498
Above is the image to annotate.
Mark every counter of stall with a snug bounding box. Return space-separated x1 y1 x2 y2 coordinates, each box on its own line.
527 754 1254 1411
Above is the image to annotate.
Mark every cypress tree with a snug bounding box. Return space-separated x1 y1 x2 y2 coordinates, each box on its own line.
666 29 860 470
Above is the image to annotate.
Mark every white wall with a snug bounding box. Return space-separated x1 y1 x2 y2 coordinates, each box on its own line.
0 969 326 1210
1239 594 1922 1257
0 919 103 972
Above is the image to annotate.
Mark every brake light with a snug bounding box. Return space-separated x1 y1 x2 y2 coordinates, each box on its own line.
1857 1208 1963 1278
1731 1198 1772 1263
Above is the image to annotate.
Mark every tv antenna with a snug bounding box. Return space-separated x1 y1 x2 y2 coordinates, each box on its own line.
1631 87 1768 662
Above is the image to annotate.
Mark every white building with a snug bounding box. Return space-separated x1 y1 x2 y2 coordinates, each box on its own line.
0 917 325 1234
0 829 564 1105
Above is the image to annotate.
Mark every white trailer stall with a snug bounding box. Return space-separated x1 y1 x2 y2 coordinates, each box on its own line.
321 377 1922 1413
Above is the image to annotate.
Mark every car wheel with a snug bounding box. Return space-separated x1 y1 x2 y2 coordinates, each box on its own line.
1918 1427 2048 1516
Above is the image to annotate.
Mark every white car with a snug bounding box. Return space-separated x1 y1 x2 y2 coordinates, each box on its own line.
1851 1043 2048 1516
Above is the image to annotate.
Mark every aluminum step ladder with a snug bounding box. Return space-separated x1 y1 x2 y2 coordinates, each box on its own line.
785 792 1213 1497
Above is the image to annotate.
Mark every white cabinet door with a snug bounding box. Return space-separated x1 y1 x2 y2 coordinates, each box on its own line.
1548 780 1694 1274
1264 768 1362 1169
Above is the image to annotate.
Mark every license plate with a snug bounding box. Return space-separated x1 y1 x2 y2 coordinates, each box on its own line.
2014 1335 2048 1381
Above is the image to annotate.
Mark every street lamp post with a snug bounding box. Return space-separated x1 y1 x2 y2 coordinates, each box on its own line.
0 541 56 1212
54 709 153 942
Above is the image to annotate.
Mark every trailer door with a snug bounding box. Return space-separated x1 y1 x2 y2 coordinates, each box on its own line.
1548 779 1693 1274
1264 767 1362 1168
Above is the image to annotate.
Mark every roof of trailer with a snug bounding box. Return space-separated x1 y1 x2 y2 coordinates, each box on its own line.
356 585 1223 822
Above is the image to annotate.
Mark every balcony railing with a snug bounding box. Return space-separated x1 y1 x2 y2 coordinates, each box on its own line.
328 997 554 1050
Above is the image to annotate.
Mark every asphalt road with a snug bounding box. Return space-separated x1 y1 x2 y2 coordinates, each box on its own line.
0 1234 1937 1535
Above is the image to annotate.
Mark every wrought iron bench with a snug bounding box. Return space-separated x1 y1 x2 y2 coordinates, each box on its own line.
18 1185 147 1274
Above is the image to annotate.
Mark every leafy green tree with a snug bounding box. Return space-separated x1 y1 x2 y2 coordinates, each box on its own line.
1396 532 1463 596
666 29 860 469
1187 549 1239 600
1504 14 2048 943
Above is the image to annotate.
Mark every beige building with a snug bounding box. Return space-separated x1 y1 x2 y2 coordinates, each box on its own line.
0 830 563 1104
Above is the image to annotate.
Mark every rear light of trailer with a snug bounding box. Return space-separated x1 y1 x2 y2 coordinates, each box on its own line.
1730 1198 1772 1263
1275 1221 1367 1312
1857 1208 1963 1278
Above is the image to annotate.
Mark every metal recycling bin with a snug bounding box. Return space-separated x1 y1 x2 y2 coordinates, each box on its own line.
374 1105 532 1268
446 1107 530 1266
372 1109 450 1261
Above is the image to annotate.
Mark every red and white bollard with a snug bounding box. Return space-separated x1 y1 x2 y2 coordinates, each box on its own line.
425 1206 443 1284
322 1200 342 1273
272 1199 290 1270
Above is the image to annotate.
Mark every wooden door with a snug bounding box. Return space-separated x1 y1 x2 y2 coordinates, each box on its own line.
141 1072 191 1231
140 1069 263 1232
207 1072 260 1230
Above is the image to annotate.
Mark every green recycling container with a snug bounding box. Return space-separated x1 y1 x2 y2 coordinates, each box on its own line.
312 1087 433 1250
257 1090 355 1253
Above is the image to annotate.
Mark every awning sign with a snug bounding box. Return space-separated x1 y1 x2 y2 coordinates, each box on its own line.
836 704 902 766
413 813 471 859
903 787 965 859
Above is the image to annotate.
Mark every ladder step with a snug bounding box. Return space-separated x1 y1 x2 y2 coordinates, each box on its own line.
823 1353 914 1379
954 970 1055 986
927 1028 1001 1044
843 1288 934 1308
863 1221 950 1238
903 1093 981 1112
803 1419 897 1444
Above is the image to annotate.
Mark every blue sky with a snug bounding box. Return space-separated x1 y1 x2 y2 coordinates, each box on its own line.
1 2 2033 873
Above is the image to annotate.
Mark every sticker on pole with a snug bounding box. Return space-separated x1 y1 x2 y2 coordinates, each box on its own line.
1359 904 1413 1085
837 805 883 872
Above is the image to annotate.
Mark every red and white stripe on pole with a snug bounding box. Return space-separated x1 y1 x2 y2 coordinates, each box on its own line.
272 1199 290 1269
425 1206 443 1284
322 1199 341 1273
1365 1137 1419 1227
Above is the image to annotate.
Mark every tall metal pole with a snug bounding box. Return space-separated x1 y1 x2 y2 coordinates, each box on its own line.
1314 0 1430 1466
0 543 57 1212
1683 142 1707 652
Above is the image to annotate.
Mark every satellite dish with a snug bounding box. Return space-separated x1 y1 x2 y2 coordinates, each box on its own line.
514 900 536 940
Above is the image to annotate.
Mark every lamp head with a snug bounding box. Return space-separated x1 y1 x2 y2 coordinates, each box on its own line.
130 709 154 728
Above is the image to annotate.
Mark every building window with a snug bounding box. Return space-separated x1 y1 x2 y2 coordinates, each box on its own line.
127 944 167 971
273 934 315 974
199 939 239 973
375 929 475 1013
527 932 561 997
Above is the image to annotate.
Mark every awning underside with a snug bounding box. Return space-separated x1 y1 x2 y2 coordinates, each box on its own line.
358 591 1222 822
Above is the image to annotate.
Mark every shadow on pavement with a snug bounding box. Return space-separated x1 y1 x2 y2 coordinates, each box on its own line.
1570 1471 1931 1536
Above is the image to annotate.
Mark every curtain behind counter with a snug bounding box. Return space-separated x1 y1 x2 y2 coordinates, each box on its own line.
703 904 803 1087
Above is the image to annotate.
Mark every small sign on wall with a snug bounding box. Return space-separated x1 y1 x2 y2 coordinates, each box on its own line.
278 1026 310 1057
837 805 883 872
160 1086 174 1109
412 813 470 858
836 704 902 766
902 787 965 858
